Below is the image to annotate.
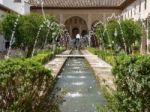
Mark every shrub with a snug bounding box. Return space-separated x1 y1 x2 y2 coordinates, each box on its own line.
29 50 53 64
112 55 150 112
0 58 54 111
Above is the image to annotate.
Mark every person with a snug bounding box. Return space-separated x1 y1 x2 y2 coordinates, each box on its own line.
75 33 81 49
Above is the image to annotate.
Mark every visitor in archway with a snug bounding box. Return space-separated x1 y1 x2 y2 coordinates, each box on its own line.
75 33 81 50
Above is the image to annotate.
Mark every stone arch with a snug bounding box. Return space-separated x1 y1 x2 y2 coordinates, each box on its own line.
91 20 99 29
64 16 88 38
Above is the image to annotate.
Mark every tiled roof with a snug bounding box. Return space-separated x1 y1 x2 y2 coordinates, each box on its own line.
28 0 127 8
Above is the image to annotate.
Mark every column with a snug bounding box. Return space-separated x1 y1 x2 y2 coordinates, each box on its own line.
79 25 82 34
70 25 72 36
60 14 64 24
140 20 147 54
87 14 92 31
103 13 106 23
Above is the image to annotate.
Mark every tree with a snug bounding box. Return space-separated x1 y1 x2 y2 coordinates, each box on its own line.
2 13 21 48
121 19 142 54
18 13 43 57
106 20 124 52
1 13 60 57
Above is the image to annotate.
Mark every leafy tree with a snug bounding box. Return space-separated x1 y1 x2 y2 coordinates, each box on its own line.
1 13 60 57
18 13 43 57
121 19 142 54
2 13 21 48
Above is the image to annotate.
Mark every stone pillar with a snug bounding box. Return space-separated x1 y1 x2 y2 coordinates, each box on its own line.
79 25 82 34
140 20 149 54
140 37 147 54
103 13 106 23
60 14 64 24
70 25 72 36
87 14 92 31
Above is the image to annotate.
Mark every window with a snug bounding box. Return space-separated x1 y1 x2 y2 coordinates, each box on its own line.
14 0 21 2
145 0 147 10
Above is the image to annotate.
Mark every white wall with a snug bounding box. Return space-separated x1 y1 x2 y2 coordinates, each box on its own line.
0 0 30 15
121 0 150 20
0 9 6 17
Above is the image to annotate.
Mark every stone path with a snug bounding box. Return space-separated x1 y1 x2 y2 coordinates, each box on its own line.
81 50 115 91
45 50 71 77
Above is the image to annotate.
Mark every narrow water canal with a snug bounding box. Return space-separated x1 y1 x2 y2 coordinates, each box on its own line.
52 51 106 112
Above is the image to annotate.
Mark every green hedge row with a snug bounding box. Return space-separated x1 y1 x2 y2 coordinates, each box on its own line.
30 47 65 64
30 51 54 64
88 48 115 65
0 59 54 111
0 48 65 111
88 48 150 111
112 55 150 112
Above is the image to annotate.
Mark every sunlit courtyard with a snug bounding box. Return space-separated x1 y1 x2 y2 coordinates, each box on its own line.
0 0 150 112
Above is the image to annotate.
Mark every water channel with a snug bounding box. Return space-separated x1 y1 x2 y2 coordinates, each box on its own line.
51 51 106 112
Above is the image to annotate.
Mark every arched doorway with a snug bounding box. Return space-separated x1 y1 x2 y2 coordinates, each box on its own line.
65 16 88 38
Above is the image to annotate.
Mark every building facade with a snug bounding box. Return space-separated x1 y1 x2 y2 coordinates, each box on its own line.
0 0 30 15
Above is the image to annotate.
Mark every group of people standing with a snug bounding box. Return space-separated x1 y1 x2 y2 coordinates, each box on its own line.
70 33 89 50
57 30 98 50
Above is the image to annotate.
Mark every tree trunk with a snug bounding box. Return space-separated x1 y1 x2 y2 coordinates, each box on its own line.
26 46 33 58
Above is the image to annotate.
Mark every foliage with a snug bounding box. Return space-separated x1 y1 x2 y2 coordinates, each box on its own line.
1 13 60 57
121 19 142 54
112 55 150 112
0 58 54 111
89 48 150 111
2 13 18 41
95 19 142 54
88 48 115 65
29 50 53 64
0 47 65 111
96 23 109 49
106 20 124 51
30 47 64 64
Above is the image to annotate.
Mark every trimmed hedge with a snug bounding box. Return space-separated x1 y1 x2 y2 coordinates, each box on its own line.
30 51 54 64
88 48 115 65
30 47 65 64
0 58 54 111
88 48 150 111
0 48 65 111
112 55 150 112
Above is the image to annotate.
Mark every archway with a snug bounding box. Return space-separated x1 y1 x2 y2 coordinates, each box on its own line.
65 16 88 38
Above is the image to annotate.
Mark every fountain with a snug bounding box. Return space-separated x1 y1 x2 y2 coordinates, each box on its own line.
31 24 44 57
94 20 112 49
51 51 106 112
107 13 128 53
5 14 20 59
94 13 127 52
